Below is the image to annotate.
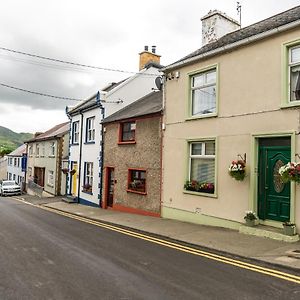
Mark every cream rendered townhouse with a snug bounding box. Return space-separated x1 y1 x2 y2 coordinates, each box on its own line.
162 6 300 240
66 47 162 207
25 122 69 196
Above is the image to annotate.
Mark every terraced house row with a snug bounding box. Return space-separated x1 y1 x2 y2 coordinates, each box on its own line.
16 6 300 240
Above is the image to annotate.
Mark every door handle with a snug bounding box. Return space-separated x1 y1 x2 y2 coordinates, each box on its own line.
265 186 269 190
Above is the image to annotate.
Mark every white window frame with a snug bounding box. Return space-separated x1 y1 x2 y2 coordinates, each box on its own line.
83 162 93 192
36 144 40 156
288 45 300 102
72 121 79 144
188 139 217 193
50 142 56 156
190 67 217 117
86 117 95 143
48 170 54 187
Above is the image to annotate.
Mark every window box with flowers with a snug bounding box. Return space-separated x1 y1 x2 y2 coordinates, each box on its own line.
279 162 300 183
82 183 92 194
228 160 246 181
184 180 214 194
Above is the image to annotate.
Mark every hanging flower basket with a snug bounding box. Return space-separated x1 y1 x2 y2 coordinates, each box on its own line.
69 169 76 175
61 168 69 174
228 160 246 181
279 162 300 183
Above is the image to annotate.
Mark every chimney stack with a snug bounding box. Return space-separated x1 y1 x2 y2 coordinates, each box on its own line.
139 45 161 71
201 10 240 46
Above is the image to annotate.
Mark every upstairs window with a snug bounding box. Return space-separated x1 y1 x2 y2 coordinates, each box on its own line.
86 117 95 143
50 142 55 156
36 144 40 156
72 121 79 144
190 68 216 116
289 46 300 102
120 122 136 142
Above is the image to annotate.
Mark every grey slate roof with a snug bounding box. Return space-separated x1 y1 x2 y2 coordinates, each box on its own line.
102 91 162 124
7 144 26 156
67 80 126 115
167 5 300 69
26 122 69 143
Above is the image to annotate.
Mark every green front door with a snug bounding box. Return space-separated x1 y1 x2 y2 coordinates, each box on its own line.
258 145 291 221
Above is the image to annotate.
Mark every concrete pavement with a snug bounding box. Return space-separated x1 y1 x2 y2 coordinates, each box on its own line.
13 194 300 271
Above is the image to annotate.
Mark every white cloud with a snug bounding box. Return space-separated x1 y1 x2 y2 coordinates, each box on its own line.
0 0 299 132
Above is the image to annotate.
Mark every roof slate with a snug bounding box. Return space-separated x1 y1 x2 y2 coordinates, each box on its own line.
102 91 162 123
26 122 69 143
7 144 26 156
168 5 300 69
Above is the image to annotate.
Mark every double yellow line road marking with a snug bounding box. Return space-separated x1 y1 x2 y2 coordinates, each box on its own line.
13 197 300 285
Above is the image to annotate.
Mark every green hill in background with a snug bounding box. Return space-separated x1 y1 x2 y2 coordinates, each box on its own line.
0 126 33 154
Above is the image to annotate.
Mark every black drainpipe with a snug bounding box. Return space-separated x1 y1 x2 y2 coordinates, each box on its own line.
77 111 84 203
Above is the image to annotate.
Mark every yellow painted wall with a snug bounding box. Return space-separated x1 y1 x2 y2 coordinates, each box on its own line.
162 28 300 230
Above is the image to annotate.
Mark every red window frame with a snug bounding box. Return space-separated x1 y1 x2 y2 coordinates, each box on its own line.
119 121 136 144
127 169 146 195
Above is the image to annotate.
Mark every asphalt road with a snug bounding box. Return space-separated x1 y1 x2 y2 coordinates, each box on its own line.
0 197 300 300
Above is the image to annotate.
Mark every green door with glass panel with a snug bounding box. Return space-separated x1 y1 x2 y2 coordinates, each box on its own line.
258 145 290 221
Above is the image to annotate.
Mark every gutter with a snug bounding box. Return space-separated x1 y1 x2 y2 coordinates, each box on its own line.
162 19 300 72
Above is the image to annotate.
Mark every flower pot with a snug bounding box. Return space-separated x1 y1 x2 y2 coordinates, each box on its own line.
283 225 296 236
245 219 256 227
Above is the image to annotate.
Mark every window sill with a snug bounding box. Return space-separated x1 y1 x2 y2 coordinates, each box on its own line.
48 155 55 158
185 112 217 121
281 101 300 109
82 190 93 195
47 184 54 188
183 189 217 198
127 189 147 195
84 141 95 144
118 141 136 145
71 143 79 146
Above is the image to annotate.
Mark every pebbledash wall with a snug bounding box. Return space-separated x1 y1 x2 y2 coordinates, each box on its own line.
162 28 300 231
102 116 162 215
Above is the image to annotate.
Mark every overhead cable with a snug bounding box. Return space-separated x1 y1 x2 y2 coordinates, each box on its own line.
0 46 159 76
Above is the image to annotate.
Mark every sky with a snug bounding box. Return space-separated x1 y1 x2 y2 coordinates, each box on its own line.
0 0 299 133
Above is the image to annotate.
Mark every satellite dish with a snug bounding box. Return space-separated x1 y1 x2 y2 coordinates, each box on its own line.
155 76 163 91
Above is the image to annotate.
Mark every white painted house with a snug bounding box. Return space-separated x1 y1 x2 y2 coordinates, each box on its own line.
6 144 26 185
66 46 162 206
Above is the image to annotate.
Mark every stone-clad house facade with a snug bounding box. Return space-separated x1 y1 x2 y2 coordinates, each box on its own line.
161 6 300 239
102 91 162 216
66 47 162 207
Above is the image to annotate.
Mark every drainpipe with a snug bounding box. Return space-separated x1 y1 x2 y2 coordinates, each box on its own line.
77 111 84 203
96 91 105 208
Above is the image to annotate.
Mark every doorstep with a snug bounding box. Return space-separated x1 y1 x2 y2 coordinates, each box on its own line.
239 224 299 242
61 195 77 204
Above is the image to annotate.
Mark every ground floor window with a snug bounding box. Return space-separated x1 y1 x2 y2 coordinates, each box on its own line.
48 170 54 187
83 162 93 193
127 169 146 194
185 140 215 194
